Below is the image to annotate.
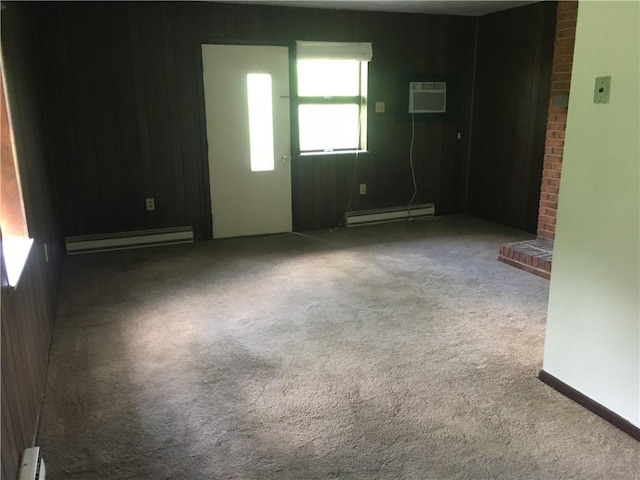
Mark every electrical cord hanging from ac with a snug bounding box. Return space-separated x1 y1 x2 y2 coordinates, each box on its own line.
332 149 359 231
408 113 418 220
333 95 363 231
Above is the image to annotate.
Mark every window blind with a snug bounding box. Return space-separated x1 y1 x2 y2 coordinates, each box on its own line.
295 41 373 62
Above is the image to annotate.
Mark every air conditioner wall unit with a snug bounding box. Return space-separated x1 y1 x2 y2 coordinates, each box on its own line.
408 81 446 113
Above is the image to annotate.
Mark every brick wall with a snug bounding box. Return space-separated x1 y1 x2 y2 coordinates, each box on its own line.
537 0 578 240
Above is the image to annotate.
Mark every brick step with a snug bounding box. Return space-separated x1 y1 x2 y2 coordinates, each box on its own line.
498 239 553 280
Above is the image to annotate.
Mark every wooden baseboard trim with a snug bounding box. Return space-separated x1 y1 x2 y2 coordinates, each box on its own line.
538 370 639 441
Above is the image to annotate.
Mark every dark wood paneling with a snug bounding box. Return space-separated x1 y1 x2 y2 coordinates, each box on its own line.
467 2 556 233
11 2 555 238
32 2 475 237
108 5 148 232
1 4 63 479
1 247 56 479
286 9 476 230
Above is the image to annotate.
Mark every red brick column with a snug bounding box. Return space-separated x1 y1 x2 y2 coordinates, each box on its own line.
537 0 578 240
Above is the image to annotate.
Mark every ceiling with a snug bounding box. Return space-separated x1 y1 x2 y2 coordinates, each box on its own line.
210 0 540 16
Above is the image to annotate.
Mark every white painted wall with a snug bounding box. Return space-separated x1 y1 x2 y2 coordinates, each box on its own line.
542 0 639 427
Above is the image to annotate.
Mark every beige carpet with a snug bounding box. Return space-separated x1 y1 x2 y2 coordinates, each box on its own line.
37 215 639 479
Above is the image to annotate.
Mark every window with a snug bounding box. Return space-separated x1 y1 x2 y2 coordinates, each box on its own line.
247 73 275 172
1 59 33 289
1 64 27 240
296 41 372 154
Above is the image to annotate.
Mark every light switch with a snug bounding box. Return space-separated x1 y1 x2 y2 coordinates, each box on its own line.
375 102 385 113
593 76 611 104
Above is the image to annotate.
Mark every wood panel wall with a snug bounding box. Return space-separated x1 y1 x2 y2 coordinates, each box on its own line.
31 1 475 237
467 1 556 233
0 3 556 477
1 4 63 479
1 248 58 480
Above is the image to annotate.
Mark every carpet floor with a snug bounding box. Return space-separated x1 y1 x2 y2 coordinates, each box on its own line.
37 215 639 479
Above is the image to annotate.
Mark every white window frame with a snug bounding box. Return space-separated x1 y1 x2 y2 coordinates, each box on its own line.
295 41 372 155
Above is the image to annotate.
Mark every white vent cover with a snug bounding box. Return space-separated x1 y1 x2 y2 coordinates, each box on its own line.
19 447 45 480
409 82 446 113
345 203 435 227
65 226 194 255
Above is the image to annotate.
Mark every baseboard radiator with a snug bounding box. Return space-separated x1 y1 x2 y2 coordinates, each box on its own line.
65 226 194 255
19 447 45 480
345 203 435 227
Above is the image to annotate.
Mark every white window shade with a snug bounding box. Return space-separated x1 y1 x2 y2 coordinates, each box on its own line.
297 60 360 96
296 41 373 62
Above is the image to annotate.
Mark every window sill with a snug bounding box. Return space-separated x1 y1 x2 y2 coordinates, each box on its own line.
299 150 369 157
2 237 34 290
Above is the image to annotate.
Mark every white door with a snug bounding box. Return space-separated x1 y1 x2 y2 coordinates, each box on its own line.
202 44 292 239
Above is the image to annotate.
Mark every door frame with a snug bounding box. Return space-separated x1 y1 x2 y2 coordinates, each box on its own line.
195 38 298 240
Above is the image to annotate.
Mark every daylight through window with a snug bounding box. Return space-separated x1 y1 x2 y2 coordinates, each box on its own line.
296 41 372 154
247 73 275 172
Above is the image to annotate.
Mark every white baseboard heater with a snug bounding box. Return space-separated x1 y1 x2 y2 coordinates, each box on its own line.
19 447 45 480
345 203 435 227
65 226 193 255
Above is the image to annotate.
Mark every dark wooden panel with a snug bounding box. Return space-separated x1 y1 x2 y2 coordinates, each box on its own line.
138 4 181 228
33 2 475 237
86 5 129 233
37 5 84 236
106 4 147 232
171 7 209 240
162 9 188 226
1 4 63 479
1 246 57 480
467 2 556 232
128 3 157 231
63 7 102 235
1 377 18 480
284 9 476 230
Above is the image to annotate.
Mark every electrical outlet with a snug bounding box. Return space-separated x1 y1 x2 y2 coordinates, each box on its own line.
359 183 367 195
145 198 155 211
593 76 611 104
375 102 385 113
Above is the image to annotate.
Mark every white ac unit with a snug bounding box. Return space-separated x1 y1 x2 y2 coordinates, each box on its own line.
408 81 446 113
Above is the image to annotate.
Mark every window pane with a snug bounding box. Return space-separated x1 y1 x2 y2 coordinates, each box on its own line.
1 70 28 238
298 104 359 151
247 74 275 172
297 60 360 96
